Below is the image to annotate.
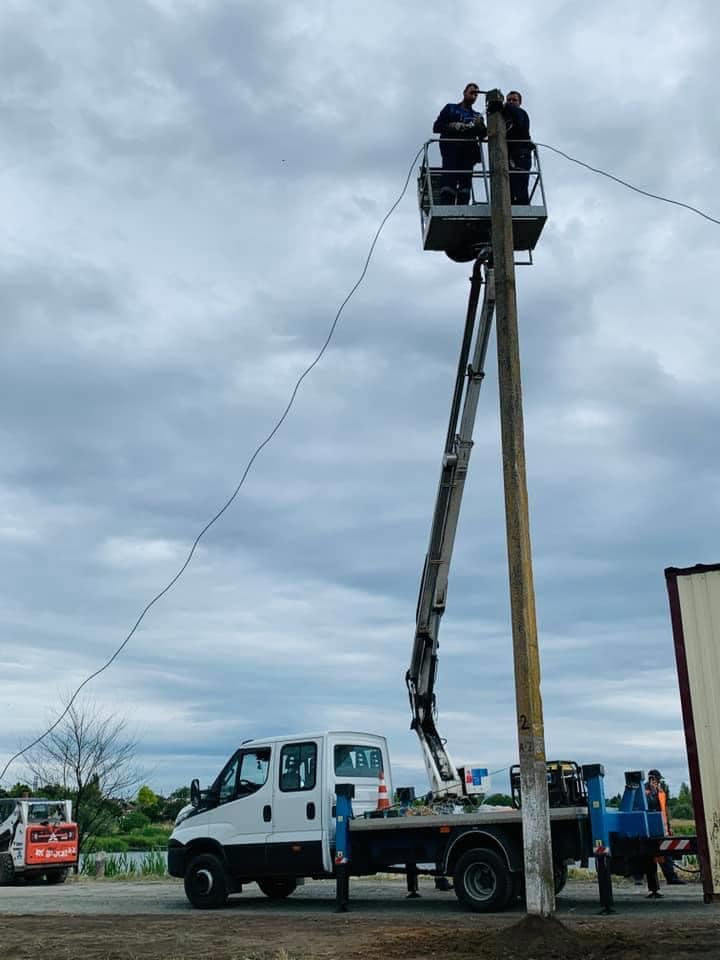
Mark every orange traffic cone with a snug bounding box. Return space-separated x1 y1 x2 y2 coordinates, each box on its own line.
376 769 391 811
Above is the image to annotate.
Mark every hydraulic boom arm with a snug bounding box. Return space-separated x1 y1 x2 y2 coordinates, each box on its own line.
406 257 496 796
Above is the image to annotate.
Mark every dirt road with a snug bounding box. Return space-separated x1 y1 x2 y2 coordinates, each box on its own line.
1 878 718 959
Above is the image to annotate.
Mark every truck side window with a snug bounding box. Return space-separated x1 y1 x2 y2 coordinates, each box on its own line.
217 748 271 803
238 749 271 795
334 745 384 778
279 742 317 792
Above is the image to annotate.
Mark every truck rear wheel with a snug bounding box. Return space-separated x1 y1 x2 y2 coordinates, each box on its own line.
0 853 14 885
257 877 297 899
453 848 513 912
184 853 229 909
45 869 68 885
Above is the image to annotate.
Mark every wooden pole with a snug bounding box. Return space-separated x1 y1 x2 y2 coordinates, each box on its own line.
486 89 555 916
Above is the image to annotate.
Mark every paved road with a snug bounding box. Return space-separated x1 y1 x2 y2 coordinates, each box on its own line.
0 877 709 917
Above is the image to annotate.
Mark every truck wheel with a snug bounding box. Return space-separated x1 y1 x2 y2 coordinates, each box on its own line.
257 877 297 899
453 848 512 912
554 862 568 895
184 853 229 909
0 853 14 885
45 869 68 885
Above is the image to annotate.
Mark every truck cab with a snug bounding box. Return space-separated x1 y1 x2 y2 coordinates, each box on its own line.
169 730 391 908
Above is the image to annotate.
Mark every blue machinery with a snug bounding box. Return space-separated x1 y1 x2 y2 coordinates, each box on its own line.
333 768 698 913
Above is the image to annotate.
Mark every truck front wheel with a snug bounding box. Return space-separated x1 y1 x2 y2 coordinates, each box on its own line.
184 853 229 909
257 877 297 899
453 848 513 912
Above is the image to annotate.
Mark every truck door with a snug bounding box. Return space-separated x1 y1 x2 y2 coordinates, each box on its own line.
207 746 272 877
267 739 324 876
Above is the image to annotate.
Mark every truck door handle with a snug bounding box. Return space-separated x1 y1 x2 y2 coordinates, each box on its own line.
263 805 272 823
306 802 316 820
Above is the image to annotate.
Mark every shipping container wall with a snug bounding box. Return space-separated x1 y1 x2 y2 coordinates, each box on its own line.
667 565 720 901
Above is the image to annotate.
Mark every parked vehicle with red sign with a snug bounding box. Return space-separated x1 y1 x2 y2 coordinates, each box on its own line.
0 797 78 884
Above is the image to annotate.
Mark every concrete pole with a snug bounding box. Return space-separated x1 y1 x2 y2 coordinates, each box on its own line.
486 89 555 916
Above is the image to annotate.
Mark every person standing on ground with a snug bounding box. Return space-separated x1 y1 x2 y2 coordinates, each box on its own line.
646 769 685 885
433 84 487 204
503 91 533 205
635 769 686 888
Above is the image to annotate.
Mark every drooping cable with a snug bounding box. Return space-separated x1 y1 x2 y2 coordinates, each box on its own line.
0 146 424 784
536 142 720 226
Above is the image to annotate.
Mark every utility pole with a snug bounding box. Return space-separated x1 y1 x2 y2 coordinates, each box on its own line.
486 89 555 916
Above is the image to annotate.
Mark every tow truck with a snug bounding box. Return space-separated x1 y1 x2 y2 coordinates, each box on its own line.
168 148 698 911
0 797 78 884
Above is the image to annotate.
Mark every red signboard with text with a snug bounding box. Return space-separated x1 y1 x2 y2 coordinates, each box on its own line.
25 824 78 866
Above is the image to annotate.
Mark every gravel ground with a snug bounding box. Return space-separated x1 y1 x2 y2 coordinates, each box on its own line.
0 875 709 916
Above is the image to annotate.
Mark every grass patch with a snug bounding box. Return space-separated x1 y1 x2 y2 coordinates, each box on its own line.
80 849 167 878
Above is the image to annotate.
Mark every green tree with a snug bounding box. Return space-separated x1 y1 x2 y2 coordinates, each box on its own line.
135 784 163 822
120 810 151 832
160 787 191 822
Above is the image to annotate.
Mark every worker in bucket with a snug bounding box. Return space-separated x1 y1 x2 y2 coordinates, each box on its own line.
433 84 486 205
503 91 533 205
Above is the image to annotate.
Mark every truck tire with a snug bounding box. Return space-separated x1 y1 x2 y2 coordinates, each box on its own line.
453 848 513 912
184 853 229 909
257 877 297 900
45 869 68 885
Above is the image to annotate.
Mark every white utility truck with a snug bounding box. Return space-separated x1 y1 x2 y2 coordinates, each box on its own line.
168 729 588 910
0 797 78 884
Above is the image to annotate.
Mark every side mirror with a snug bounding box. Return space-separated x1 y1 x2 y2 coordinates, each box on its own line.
190 778 201 808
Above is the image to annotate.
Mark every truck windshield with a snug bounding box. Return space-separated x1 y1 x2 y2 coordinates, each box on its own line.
334 744 383 778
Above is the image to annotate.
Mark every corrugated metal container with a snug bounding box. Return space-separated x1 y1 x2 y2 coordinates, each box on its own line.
665 564 720 902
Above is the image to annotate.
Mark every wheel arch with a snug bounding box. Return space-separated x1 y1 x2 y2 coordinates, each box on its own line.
184 838 229 867
443 828 521 876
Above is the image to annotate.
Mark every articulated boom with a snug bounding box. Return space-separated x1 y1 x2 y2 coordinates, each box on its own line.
406 256 496 796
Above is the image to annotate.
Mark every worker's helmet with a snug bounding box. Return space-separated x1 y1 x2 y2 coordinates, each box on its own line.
648 769 663 780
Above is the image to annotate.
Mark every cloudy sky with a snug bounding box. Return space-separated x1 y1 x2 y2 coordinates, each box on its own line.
1 0 719 801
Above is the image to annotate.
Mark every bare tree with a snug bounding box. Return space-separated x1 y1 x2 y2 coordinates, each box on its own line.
24 699 141 852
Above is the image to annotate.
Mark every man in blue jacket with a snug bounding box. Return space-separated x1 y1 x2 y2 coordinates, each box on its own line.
433 84 487 204
504 91 533 205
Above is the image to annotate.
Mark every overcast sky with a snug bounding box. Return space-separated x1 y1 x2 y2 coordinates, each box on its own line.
1 0 719 801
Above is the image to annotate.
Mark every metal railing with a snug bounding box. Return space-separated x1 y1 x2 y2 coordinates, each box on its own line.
417 138 547 223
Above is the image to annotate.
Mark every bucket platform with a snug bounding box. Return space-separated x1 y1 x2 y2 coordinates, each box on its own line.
417 139 548 263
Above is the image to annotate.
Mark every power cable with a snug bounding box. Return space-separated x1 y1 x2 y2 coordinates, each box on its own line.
536 142 720 226
0 146 424 785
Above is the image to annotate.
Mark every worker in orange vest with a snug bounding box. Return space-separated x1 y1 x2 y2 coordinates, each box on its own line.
646 770 685 885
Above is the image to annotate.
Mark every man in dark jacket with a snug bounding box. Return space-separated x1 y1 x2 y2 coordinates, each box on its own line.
503 91 533 205
433 84 486 204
